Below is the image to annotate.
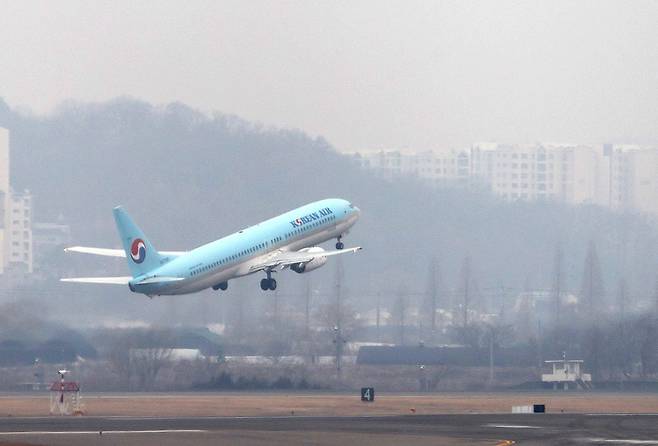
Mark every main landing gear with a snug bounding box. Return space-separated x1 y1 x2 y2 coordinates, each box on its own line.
336 235 344 250
212 281 228 291
260 270 277 291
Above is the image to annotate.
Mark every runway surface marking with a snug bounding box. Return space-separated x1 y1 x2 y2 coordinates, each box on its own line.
587 414 658 416
484 424 542 429
0 429 207 435
585 440 658 445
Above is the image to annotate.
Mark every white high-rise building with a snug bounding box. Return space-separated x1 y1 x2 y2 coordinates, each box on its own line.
0 128 9 274
471 143 609 206
609 145 658 216
0 127 33 274
6 192 33 273
351 149 470 187
353 143 658 216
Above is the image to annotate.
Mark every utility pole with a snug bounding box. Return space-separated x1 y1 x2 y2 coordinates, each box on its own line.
497 284 508 321
335 258 343 329
617 278 627 321
653 275 658 319
537 318 543 368
376 292 381 343
461 256 471 328
394 286 407 345
334 258 344 377
617 277 629 375
581 241 604 320
273 288 279 329
488 326 494 386
333 325 346 376
427 257 439 342
304 277 311 339
235 286 244 341
552 244 564 327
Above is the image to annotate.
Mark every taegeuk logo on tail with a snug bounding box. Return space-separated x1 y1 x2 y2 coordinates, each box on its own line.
130 238 146 263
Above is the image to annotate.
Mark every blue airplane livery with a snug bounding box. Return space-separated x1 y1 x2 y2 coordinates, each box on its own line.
61 198 361 296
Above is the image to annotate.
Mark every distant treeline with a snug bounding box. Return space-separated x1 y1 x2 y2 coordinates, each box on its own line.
0 339 96 366
357 345 538 367
195 371 325 391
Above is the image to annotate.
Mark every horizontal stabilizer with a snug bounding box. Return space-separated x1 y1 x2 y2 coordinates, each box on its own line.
60 276 132 284
64 246 186 257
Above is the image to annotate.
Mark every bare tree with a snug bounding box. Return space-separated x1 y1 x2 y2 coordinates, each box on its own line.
130 345 173 391
304 276 312 339
227 284 246 342
273 288 280 329
654 275 658 318
392 285 408 345
482 322 514 387
315 301 360 337
616 278 628 320
459 256 472 328
580 241 606 379
580 241 605 319
551 244 564 327
424 257 441 343
376 292 382 343
638 316 658 377
107 328 175 391
611 277 631 378
334 257 344 331
107 333 133 388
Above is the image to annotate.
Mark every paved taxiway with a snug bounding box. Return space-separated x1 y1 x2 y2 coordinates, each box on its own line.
0 414 657 445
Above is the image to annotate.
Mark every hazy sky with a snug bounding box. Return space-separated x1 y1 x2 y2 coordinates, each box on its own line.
0 0 657 150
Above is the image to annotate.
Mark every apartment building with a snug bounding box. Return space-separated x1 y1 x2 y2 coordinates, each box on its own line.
0 127 33 274
354 143 658 215
609 145 658 215
471 143 609 206
352 149 470 186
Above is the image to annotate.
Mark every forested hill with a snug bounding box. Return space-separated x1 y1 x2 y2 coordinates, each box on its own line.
1 98 656 301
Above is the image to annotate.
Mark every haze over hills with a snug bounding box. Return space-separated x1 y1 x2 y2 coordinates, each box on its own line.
0 97 657 317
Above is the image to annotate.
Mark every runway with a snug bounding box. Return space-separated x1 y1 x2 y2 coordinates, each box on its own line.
1 414 658 445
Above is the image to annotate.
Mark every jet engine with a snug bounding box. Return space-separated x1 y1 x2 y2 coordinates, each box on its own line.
290 247 328 273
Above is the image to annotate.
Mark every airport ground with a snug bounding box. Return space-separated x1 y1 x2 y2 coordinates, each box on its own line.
0 392 657 445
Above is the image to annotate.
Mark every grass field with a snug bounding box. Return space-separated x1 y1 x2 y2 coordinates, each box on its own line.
1 392 657 417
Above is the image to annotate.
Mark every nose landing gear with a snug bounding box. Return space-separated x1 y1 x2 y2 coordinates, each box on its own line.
336 235 344 250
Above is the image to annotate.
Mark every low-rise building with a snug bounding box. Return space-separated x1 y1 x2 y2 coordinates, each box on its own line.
542 359 592 390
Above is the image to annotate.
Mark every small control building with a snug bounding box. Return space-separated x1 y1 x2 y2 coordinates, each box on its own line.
542 359 592 390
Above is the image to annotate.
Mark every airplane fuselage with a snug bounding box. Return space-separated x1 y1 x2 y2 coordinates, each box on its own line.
130 198 360 295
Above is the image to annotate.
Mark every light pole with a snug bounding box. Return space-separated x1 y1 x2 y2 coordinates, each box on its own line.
333 325 346 377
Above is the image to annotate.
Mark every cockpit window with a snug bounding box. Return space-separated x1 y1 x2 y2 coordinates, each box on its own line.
349 203 355 209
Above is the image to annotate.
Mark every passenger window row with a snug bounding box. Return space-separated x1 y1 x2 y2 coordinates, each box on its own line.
190 215 335 277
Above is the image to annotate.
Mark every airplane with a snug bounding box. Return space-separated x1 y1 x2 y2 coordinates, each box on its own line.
61 198 361 296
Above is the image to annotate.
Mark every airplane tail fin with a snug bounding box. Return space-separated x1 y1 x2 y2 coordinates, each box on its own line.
113 206 163 277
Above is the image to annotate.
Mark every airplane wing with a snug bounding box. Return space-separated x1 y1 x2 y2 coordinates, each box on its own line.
60 276 132 284
249 246 362 272
64 246 187 257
